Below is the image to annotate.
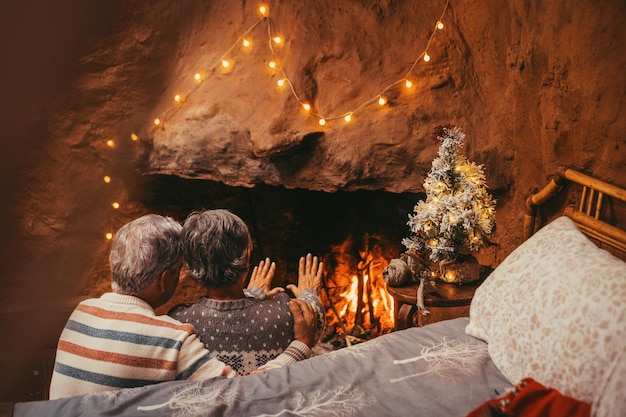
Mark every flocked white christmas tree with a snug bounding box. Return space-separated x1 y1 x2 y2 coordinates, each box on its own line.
402 125 496 264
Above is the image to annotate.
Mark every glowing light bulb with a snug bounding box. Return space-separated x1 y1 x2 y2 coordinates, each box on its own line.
130 132 138 141
277 78 286 87
437 21 444 30
268 60 277 69
221 59 230 68
154 118 161 126
106 140 115 148
259 5 268 16
273 36 282 44
302 103 311 112
174 94 183 103
405 79 413 88
344 113 352 122
319 118 326 126
112 202 120 209
194 72 202 81
424 53 431 62
103 176 111 183
443 271 456 282
378 96 387 106
105 232 113 240
242 38 251 48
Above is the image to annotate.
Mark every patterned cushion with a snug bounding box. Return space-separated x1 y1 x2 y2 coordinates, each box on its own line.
465 216 626 405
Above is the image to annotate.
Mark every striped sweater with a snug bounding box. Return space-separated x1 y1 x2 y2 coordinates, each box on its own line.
49 293 233 399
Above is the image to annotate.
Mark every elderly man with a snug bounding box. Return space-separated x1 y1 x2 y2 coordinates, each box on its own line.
169 209 325 375
49 214 316 399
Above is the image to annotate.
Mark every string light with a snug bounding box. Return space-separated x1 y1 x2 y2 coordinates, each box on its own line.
106 139 115 148
149 0 450 128
344 113 353 123
103 176 111 183
130 132 139 141
174 94 183 103
111 202 120 209
105 232 113 240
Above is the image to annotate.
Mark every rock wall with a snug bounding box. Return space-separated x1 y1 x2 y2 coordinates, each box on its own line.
1 0 625 310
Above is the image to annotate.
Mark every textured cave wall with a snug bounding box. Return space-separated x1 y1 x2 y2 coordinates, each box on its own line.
1 1 625 322
1 0 625 400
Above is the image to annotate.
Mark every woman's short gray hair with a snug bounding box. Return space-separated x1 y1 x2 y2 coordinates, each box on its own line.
182 209 251 288
109 214 183 293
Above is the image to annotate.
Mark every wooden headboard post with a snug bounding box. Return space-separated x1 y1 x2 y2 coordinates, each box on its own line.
523 167 568 239
523 167 626 257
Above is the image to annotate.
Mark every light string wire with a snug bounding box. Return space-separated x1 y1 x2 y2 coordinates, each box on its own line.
103 1 450 239
152 0 450 128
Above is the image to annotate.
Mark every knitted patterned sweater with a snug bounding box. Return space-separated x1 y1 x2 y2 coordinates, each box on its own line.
49 293 311 399
169 289 324 375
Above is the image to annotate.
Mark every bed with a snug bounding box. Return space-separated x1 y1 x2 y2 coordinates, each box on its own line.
7 167 626 417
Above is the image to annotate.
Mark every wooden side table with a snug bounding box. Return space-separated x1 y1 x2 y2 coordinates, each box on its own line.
386 267 492 330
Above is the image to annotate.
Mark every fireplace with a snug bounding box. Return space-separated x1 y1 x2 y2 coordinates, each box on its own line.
137 174 422 347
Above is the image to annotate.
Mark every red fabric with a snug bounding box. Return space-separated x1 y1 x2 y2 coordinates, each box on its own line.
466 378 591 417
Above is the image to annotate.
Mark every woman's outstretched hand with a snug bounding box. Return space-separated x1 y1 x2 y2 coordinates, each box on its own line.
287 253 323 297
249 257 284 296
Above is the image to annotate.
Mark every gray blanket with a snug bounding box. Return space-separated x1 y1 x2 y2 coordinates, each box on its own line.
14 318 512 417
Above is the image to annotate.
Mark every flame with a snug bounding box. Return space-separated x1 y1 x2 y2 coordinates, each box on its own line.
339 274 360 318
379 287 394 323
336 273 394 330
325 234 398 338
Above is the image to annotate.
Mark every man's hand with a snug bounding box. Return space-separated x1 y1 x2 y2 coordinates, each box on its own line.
287 253 323 297
289 299 316 348
249 257 283 296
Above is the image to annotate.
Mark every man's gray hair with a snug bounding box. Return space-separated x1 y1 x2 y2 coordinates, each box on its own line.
109 214 183 293
182 209 251 288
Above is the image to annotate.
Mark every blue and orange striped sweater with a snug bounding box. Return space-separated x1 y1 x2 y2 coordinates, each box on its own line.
49 293 233 399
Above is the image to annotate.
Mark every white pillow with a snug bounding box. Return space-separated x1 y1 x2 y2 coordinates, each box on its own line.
465 216 626 404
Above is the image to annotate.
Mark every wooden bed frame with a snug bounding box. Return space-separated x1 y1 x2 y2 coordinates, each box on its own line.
524 166 626 260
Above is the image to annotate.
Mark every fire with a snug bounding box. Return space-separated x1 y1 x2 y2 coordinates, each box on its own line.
321 233 399 344
378 287 394 322
339 275 360 318
339 274 394 326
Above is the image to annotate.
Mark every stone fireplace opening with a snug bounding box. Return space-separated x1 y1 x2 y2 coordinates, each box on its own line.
136 174 422 348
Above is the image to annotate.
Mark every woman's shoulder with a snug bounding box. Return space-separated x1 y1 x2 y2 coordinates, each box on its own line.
167 301 200 318
252 292 293 314
266 291 291 303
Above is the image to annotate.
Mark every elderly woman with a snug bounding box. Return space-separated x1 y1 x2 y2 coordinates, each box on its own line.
49 214 316 399
169 209 325 375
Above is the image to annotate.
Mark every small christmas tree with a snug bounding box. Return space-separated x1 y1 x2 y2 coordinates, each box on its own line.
402 125 496 264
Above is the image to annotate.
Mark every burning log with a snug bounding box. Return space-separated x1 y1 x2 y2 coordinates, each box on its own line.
318 233 397 350
321 273 353 347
